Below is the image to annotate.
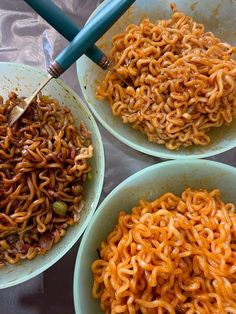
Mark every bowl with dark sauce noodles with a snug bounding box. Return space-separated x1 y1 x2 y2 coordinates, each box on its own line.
74 159 236 314
0 62 104 288
77 0 236 159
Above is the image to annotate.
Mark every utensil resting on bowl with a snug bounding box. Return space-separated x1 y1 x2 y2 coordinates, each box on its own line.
8 0 136 127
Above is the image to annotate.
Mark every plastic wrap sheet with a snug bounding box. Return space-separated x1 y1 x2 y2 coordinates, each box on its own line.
0 1 235 313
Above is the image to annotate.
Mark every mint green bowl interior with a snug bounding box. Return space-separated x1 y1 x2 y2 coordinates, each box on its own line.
73 159 236 313
77 0 236 159
0 62 105 289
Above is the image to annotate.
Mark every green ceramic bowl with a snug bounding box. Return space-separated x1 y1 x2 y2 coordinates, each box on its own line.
0 62 105 288
73 159 236 313
77 0 236 159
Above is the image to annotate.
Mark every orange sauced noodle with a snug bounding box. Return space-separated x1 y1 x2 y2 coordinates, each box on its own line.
92 188 236 313
96 4 236 150
0 92 93 266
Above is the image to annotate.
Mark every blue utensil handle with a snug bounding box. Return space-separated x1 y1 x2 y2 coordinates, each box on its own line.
53 0 136 74
24 0 108 69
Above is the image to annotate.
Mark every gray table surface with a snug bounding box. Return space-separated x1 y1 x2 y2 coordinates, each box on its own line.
0 1 235 313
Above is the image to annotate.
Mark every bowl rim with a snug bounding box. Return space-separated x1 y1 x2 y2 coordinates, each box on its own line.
0 61 105 289
76 0 236 160
73 158 236 313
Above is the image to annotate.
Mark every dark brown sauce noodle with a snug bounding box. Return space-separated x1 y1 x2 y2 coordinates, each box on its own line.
0 92 93 266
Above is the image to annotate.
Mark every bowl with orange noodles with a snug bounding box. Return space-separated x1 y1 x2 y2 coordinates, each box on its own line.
0 62 104 288
77 0 236 159
74 159 236 313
